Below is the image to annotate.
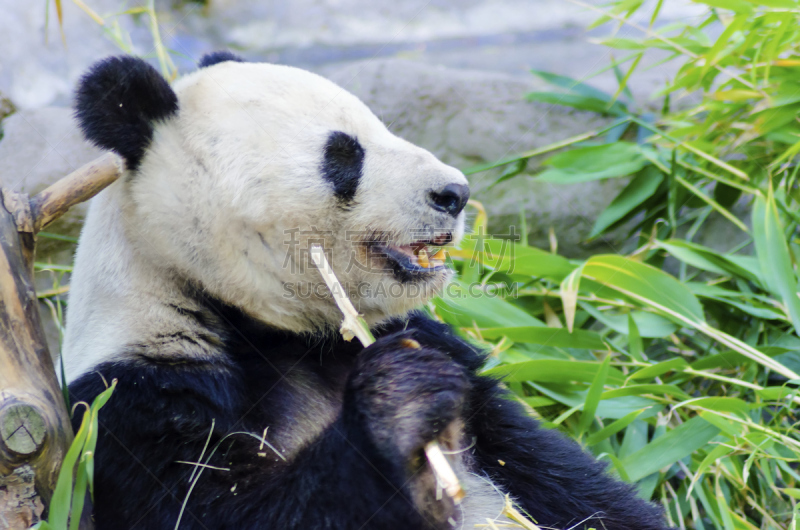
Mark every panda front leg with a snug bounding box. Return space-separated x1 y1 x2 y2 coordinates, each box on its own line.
261 331 470 529
69 332 467 530
397 314 672 530
466 382 671 530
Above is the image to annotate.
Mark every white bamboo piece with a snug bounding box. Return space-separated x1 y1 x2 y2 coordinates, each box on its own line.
308 245 465 504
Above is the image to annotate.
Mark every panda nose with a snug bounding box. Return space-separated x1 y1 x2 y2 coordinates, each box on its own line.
428 183 470 217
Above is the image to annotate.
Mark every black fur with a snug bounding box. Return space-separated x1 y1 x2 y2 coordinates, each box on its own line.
198 51 246 68
69 291 670 530
322 131 365 202
75 56 178 171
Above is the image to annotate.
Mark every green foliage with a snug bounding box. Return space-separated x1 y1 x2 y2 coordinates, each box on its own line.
33 381 116 530
456 2 800 527
47 0 178 80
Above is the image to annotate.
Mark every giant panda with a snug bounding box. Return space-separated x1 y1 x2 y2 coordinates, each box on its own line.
62 52 670 530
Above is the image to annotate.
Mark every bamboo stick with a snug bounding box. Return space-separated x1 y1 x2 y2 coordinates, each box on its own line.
308 245 465 504
29 153 122 233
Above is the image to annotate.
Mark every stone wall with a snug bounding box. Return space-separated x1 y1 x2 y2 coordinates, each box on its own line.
0 0 710 356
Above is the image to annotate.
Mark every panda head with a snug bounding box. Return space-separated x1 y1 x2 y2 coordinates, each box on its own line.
74 53 469 332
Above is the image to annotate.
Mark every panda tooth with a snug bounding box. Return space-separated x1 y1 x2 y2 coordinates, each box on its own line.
417 248 429 268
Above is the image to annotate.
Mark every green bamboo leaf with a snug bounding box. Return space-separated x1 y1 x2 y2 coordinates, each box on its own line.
753 103 800 137
537 143 648 184
577 354 612 437
601 384 691 401
716 477 736 530
781 488 800 500
49 409 91 530
586 409 646 446
458 203 486 286
489 158 527 188
675 175 749 233
583 255 799 379
583 255 706 322
434 282 544 329
656 240 761 284
601 452 632 482
630 358 689 380
560 264 585 332
484 360 625 385
521 396 557 408
711 89 762 102
42 380 116 529
580 303 678 338
769 132 800 170
529 70 616 101
693 0 753 13
619 419 650 460
479 326 605 349
620 416 720 482
702 14 749 76
745 0 796 7
590 168 663 238
466 119 630 175
627 115 750 180
596 37 648 50
610 52 643 105
696 481 723 528
627 313 644 362
757 386 799 401
455 238 576 282
688 283 785 321
698 411 745 437
753 187 800 336
688 444 735 496
85 381 116 499
69 456 89 530
525 92 627 115
676 396 751 417
529 382 658 419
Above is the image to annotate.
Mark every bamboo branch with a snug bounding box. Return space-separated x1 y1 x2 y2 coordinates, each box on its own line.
308 245 465 504
308 245 374 346
29 153 122 233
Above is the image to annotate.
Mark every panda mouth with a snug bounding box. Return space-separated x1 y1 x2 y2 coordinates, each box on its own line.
378 232 452 280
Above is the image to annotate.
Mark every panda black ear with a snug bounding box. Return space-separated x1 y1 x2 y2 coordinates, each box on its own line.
75 56 178 171
198 51 246 68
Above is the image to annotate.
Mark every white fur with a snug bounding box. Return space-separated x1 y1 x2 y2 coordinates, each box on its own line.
459 473 518 528
63 62 467 382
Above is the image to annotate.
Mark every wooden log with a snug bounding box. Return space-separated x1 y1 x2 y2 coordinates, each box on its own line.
0 191 73 528
0 153 121 528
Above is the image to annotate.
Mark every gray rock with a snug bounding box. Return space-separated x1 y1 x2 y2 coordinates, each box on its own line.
198 0 595 51
0 0 703 110
325 59 626 256
0 0 129 109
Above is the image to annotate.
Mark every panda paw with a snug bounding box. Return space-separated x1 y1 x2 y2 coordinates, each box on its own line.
345 331 470 466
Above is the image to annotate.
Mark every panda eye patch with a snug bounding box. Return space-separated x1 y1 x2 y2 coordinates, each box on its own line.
322 131 365 203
